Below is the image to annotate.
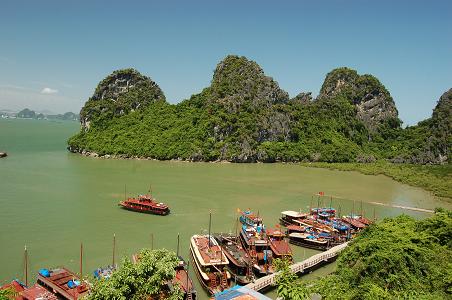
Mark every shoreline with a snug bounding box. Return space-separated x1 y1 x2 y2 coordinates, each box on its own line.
68 148 451 201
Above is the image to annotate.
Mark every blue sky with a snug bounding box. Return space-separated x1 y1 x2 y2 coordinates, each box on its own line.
0 0 450 125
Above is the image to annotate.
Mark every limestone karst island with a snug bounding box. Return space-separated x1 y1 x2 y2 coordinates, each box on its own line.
0 1 451 300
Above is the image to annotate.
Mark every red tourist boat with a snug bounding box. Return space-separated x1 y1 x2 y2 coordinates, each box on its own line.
118 187 170 215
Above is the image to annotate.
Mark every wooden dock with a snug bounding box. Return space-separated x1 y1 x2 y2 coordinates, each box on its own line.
244 242 349 292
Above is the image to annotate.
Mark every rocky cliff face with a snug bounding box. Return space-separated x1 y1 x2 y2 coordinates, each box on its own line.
318 67 399 130
200 55 292 161
429 88 451 162
80 69 165 130
290 92 312 105
209 55 289 111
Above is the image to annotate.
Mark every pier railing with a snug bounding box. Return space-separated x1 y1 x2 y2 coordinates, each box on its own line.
245 242 349 292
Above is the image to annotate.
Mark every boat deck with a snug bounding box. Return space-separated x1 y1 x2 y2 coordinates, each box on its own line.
37 268 89 300
21 284 58 300
192 235 228 265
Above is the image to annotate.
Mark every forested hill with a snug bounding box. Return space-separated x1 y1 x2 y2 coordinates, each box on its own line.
68 55 451 164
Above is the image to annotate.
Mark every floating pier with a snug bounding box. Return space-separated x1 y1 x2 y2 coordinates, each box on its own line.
245 242 349 292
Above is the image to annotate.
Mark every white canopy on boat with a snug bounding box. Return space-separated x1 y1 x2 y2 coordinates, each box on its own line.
281 210 307 218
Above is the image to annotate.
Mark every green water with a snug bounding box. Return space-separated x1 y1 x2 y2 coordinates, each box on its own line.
1 118 450 299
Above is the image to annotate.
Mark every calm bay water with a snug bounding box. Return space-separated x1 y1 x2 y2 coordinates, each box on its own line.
1 118 450 299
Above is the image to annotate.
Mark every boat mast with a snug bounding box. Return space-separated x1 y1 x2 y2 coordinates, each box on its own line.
186 260 190 294
112 234 116 266
310 196 313 212
235 217 238 237
208 211 212 248
330 196 333 209
360 200 363 217
80 242 83 281
177 233 180 257
24 245 28 286
317 195 320 215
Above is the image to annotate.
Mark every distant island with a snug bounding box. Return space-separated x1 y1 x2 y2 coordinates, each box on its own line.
1 108 79 121
68 55 450 165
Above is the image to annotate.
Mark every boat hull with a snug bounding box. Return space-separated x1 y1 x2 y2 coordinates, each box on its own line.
118 202 169 215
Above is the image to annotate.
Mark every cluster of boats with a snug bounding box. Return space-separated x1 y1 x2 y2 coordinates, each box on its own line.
188 205 373 297
281 206 372 251
1 190 373 300
189 209 294 297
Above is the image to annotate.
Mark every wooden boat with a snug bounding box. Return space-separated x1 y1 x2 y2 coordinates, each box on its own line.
36 268 89 300
189 234 231 295
342 217 366 230
287 232 331 251
297 217 336 233
266 227 293 261
279 210 308 226
214 233 254 285
0 280 25 299
119 193 170 215
285 224 306 234
1 280 58 300
22 284 58 300
173 257 197 300
310 207 336 218
239 226 274 277
0 152 7 158
239 210 263 227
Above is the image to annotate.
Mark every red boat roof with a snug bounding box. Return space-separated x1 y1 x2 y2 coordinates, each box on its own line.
21 284 58 300
1 280 25 299
123 195 169 209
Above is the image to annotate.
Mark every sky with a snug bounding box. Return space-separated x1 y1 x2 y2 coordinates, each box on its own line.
0 0 451 125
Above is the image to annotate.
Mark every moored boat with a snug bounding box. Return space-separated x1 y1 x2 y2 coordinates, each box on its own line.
173 257 197 300
239 210 263 227
266 227 293 261
118 190 170 215
239 225 274 277
189 234 231 295
36 268 89 300
287 232 331 251
214 233 254 285
279 210 308 226
342 216 366 230
0 152 7 158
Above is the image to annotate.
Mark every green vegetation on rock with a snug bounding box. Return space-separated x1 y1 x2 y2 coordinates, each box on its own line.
275 209 452 299
68 55 451 167
302 162 452 199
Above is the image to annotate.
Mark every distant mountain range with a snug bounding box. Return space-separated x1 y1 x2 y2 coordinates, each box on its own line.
0 108 79 121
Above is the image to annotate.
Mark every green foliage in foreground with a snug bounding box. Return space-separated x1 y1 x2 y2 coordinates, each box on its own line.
302 162 452 199
0 288 17 300
87 248 183 300
293 209 452 300
274 259 310 300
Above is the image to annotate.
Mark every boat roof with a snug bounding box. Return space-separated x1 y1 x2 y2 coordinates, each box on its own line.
21 284 58 300
214 285 272 300
191 235 229 266
281 210 307 218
